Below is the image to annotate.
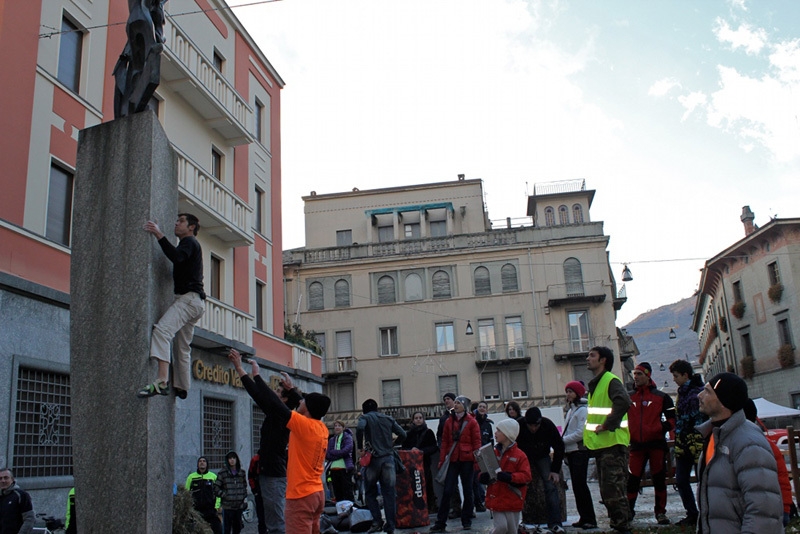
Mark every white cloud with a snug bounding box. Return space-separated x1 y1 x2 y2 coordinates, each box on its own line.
706 65 800 162
769 38 800 83
678 91 708 121
713 18 767 55
648 77 681 97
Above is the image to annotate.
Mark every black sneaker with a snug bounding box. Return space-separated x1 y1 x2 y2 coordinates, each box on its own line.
656 514 671 525
175 387 188 400
367 523 384 534
475 503 486 512
675 515 697 527
429 525 447 533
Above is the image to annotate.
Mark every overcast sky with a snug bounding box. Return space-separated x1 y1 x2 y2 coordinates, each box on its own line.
224 0 800 329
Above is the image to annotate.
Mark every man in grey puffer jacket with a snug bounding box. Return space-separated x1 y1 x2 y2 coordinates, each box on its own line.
696 372 783 534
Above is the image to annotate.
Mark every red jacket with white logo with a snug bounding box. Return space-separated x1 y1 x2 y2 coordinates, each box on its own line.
439 412 481 465
628 379 676 446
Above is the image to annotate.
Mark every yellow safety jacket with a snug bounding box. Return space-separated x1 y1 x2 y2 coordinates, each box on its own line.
583 371 630 450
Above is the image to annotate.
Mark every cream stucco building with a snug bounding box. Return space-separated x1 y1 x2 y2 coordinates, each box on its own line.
284 178 632 423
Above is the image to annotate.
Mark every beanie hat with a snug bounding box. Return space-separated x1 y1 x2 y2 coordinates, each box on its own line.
304 392 331 419
743 398 758 423
362 398 378 414
496 418 520 442
707 372 748 413
635 362 652 376
442 392 456 401
454 395 471 414
524 407 542 425
565 380 586 398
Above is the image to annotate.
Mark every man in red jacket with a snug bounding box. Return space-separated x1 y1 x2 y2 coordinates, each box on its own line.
430 395 481 532
626 362 675 525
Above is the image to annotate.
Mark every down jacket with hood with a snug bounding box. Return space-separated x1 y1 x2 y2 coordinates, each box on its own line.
696 409 784 534
215 451 248 510
326 427 355 471
483 442 532 512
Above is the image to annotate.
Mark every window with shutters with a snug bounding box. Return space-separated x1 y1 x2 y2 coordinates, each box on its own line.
558 205 569 225
732 280 743 303
313 333 326 357
334 279 350 307
564 258 584 296
435 323 455 352
58 16 83 93
478 319 496 360
380 327 398 356
481 372 500 401
255 280 265 330
377 275 396 304
46 163 74 247
252 404 265 455
510 370 529 398
336 230 353 246
432 270 452 299
501 264 518 293
438 375 459 399
210 255 222 299
741 332 754 358
768 261 781 286
308 281 324 310
336 382 355 412
544 207 555 227
378 225 394 242
254 187 264 234
505 317 524 358
568 310 591 352
382 379 401 407
404 273 423 301
336 331 352 358
572 204 584 223
778 318 793 347
473 266 491 296
404 223 420 239
430 220 446 237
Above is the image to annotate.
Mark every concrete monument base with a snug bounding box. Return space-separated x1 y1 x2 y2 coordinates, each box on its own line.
71 111 177 533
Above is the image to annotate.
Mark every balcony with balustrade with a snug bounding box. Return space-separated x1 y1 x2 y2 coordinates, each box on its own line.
199 296 253 346
161 17 254 146
321 356 358 378
175 148 253 247
473 344 531 368
546 280 607 307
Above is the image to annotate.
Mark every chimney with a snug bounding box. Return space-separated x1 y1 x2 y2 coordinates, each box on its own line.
741 206 755 236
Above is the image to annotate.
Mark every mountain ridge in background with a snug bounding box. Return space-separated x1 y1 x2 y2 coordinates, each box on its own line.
621 295 699 392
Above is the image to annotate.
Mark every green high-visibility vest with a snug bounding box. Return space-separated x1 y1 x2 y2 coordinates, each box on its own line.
583 371 630 450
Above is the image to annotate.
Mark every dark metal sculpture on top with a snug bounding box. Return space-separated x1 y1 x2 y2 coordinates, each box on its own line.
113 0 168 119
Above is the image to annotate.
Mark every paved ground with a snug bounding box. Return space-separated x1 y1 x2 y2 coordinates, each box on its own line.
240 478 696 533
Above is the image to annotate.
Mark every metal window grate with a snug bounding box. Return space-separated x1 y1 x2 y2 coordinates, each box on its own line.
13 367 73 478
203 397 233 471
251 403 265 457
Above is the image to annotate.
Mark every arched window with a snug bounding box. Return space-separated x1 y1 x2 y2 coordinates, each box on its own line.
544 207 555 227
334 279 350 307
558 205 569 225
474 266 491 296
308 281 324 310
572 204 584 223
564 258 585 296
501 264 518 292
377 275 396 304
404 273 423 301
432 270 451 299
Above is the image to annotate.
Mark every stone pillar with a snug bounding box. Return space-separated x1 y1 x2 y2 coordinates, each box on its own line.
71 111 176 533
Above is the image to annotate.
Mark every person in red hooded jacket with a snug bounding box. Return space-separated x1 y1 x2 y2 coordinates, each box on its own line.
480 418 532 534
430 395 481 532
626 362 675 525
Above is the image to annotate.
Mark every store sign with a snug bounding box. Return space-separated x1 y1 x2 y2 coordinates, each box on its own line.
193 359 244 389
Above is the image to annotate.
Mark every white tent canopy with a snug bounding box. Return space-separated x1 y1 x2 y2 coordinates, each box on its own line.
753 397 800 419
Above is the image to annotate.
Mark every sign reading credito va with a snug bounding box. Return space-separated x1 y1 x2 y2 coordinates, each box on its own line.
193 359 244 389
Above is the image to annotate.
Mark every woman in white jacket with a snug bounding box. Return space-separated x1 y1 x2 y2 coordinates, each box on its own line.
562 381 597 530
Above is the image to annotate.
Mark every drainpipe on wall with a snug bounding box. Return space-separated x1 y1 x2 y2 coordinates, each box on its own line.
528 248 546 401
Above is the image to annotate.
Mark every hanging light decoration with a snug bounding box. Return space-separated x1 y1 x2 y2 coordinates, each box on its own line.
621 264 633 282
669 328 677 340
465 320 474 335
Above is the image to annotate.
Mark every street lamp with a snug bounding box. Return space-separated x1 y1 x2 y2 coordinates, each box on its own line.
669 328 677 340
465 320 474 335
621 264 633 282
